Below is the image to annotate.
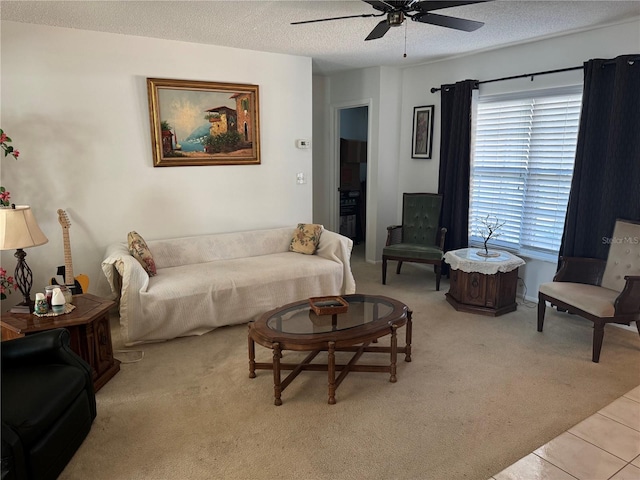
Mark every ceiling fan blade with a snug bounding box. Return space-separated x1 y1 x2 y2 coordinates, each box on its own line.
291 13 381 25
414 12 484 31
413 1 490 13
365 19 392 41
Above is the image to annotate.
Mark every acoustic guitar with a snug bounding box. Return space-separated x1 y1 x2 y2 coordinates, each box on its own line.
51 209 89 295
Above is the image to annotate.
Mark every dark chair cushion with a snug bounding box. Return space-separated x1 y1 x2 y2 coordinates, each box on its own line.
383 243 443 261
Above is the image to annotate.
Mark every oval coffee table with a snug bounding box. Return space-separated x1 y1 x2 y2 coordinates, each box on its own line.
248 294 412 405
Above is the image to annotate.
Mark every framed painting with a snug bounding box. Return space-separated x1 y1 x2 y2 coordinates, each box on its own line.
147 78 260 167
411 105 434 159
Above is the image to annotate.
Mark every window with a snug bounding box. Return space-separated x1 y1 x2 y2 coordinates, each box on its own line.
469 86 583 258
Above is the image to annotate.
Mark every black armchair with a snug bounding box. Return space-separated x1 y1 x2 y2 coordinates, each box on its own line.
1 328 96 480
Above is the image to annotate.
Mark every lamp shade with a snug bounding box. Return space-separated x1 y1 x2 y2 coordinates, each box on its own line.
0 205 49 250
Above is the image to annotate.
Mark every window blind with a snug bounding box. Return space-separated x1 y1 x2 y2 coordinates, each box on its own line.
469 86 582 257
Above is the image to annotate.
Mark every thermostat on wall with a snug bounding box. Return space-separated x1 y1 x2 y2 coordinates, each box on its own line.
296 139 311 149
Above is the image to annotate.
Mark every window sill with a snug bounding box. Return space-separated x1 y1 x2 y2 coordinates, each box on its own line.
467 241 558 264
517 250 558 264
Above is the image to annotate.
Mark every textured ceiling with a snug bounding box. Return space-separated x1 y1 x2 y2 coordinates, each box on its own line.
2 1 640 75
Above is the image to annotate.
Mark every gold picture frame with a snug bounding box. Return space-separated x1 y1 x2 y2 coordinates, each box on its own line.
147 78 260 167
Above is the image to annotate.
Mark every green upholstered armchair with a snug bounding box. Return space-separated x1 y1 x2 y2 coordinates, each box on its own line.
382 193 447 290
538 219 640 362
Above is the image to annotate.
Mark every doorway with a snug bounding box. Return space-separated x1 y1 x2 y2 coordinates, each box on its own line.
338 106 369 248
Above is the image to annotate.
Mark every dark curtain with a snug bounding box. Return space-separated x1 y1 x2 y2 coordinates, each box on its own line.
437 79 478 265
559 55 640 261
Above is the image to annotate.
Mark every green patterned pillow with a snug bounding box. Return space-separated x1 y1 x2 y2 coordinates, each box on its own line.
289 223 323 255
127 231 157 276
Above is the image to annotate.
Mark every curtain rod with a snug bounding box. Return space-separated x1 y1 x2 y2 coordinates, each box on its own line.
431 55 640 93
430 65 583 93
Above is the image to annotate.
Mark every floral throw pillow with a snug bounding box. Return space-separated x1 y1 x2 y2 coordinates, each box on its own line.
289 223 323 255
127 231 157 276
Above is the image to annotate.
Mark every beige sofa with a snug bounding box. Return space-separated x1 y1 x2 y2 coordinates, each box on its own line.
102 226 355 345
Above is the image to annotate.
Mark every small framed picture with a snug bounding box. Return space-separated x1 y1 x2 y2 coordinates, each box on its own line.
411 105 434 159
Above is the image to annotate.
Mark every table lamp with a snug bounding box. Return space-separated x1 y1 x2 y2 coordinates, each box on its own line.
0 205 49 312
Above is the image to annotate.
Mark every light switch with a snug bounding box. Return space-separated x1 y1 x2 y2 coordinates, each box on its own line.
296 173 306 184
296 139 311 149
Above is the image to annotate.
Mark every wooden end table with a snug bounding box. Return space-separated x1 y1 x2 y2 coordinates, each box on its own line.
1 293 120 392
443 248 525 316
248 294 412 405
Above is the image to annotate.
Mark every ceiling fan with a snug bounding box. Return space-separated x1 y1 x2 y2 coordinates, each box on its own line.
291 0 490 41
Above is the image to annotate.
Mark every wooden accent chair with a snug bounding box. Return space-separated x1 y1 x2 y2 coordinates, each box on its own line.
382 193 447 290
538 219 640 362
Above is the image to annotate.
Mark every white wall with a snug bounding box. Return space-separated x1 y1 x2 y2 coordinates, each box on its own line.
397 18 640 299
0 21 313 302
314 19 639 299
376 66 403 261
3 19 636 307
398 19 640 195
312 75 330 227
314 66 402 263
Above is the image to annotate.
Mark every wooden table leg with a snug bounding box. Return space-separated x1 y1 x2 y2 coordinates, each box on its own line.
328 341 336 405
372 303 379 343
390 324 398 383
248 325 256 379
273 342 282 406
592 322 605 363
405 309 413 362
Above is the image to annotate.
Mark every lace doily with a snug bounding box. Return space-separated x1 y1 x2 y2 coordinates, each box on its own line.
444 248 525 275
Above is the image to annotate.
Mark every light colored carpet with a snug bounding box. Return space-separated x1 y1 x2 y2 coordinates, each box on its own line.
60 249 640 480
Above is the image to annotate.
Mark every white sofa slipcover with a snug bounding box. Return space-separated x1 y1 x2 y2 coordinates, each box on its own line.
102 227 355 345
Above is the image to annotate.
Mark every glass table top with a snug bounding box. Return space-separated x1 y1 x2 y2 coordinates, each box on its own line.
265 294 397 335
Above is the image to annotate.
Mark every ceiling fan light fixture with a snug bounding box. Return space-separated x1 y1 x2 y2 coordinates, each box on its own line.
292 0 490 41
388 11 405 26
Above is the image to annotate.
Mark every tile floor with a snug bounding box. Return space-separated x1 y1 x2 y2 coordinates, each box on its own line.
490 385 640 480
